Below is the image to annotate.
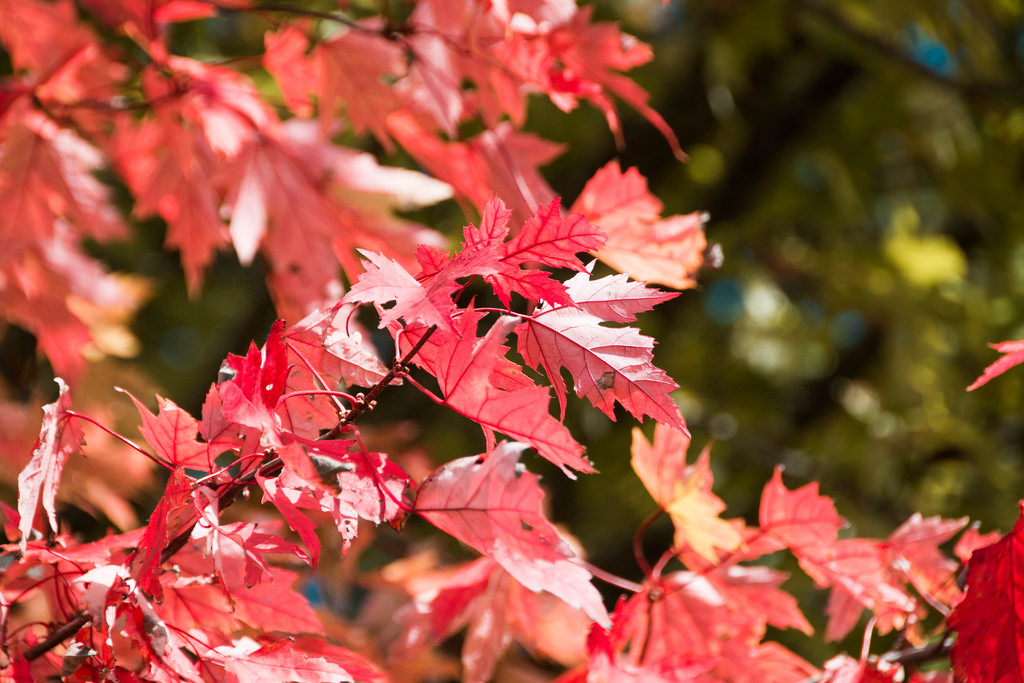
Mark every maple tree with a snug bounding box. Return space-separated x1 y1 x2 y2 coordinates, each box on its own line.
0 0 1020 681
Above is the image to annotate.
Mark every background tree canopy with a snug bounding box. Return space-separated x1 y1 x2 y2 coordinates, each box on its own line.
3 0 1024 666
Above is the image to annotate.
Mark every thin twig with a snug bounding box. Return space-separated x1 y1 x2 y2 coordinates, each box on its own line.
22 612 90 661
321 325 438 440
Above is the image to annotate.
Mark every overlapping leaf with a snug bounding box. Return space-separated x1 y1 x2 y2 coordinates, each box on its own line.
17 378 83 551
516 269 685 430
406 307 591 475
414 441 609 626
631 425 742 563
949 501 1024 682
572 161 708 289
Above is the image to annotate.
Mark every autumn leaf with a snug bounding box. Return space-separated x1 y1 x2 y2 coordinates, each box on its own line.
396 557 591 683
414 441 609 626
17 378 83 551
516 269 686 430
949 500 1024 682
217 320 289 435
213 639 354 683
121 390 215 470
572 161 708 290
131 468 195 601
759 466 845 555
631 425 742 563
344 250 461 333
406 307 591 475
967 339 1024 390
387 110 563 221
884 513 967 610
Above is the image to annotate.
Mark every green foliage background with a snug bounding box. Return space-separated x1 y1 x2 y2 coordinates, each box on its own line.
6 0 1024 664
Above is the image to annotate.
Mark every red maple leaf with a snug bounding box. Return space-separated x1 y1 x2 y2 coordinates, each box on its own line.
967 339 1024 390
883 513 967 610
112 113 224 294
758 466 845 554
414 441 609 626
217 320 289 434
344 250 461 333
130 468 194 602
406 307 591 475
16 378 83 551
122 390 218 470
819 655 899 683
631 425 742 562
949 500 1024 682
387 110 563 221
516 268 685 429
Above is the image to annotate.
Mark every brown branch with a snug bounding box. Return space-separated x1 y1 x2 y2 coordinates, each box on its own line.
321 325 438 440
882 633 954 668
22 612 90 661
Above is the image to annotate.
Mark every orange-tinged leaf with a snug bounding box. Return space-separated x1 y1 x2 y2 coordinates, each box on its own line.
631 425 741 562
759 466 844 554
573 161 708 289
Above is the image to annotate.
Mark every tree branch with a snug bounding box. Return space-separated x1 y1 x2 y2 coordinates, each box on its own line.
795 0 1024 98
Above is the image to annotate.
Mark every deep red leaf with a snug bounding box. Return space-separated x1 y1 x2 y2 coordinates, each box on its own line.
949 500 1024 682
217 320 289 434
131 468 194 601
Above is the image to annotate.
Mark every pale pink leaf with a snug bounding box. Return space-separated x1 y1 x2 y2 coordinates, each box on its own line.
415 441 609 626
516 270 685 429
17 378 83 551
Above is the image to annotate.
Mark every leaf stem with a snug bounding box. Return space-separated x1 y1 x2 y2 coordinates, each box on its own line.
65 411 174 471
572 558 643 593
632 508 664 579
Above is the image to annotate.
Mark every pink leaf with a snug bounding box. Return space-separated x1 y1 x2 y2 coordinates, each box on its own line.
516 269 685 429
17 378 83 551
968 339 1024 390
216 639 353 683
344 250 459 332
414 441 609 626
